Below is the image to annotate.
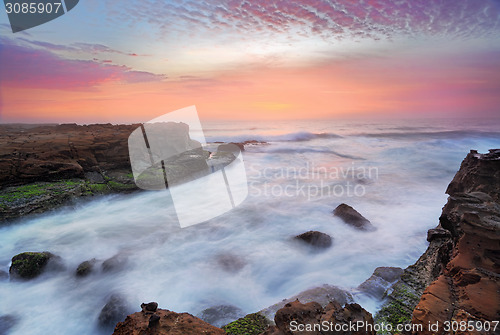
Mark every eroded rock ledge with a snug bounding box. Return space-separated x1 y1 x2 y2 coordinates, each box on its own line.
376 149 500 334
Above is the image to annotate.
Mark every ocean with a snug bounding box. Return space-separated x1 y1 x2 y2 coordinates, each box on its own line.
1 118 499 334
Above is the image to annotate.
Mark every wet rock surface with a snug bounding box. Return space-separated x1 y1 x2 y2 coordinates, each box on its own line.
261 299 375 335
333 203 375 231
294 230 333 249
260 284 353 320
76 258 97 277
9 251 63 280
357 267 404 300
98 294 131 329
113 302 225 335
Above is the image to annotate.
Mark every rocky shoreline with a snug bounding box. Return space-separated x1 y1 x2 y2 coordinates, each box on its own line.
1 124 498 334
110 149 500 334
0 123 257 222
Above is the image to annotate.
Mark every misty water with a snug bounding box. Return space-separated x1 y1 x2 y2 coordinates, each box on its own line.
1 119 499 334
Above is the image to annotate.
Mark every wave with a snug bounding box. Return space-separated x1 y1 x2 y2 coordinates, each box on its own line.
357 130 500 140
255 147 363 160
206 131 342 144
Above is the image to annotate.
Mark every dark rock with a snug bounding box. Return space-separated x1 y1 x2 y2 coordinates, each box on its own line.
148 314 160 327
294 231 332 249
216 253 246 273
357 267 404 300
426 227 452 242
98 294 130 329
9 251 63 280
322 302 376 335
76 258 97 277
333 203 375 231
199 304 245 328
218 142 244 152
113 304 226 335
102 254 128 273
0 314 18 335
85 171 105 183
141 302 158 313
275 300 323 334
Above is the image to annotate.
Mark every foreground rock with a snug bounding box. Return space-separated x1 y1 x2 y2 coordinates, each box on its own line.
9 251 63 280
113 302 225 335
260 284 353 320
410 149 500 334
294 230 333 249
333 204 375 231
376 149 500 334
262 299 375 335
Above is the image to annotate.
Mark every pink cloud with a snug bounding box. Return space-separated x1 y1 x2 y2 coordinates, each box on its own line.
0 40 165 89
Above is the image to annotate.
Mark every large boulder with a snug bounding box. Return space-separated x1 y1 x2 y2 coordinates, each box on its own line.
76 258 97 277
261 299 375 335
333 204 375 231
260 284 353 320
9 251 63 280
294 231 333 249
102 254 128 273
113 303 225 335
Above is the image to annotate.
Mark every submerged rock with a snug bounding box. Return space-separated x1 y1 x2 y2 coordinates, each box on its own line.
0 314 18 335
102 254 128 273
76 258 97 277
199 304 245 328
333 203 375 231
98 294 130 329
294 230 333 249
9 251 63 280
0 270 8 280
113 303 225 335
357 266 404 300
216 253 246 273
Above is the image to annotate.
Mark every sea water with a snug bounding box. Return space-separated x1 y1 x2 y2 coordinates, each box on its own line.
0 118 499 334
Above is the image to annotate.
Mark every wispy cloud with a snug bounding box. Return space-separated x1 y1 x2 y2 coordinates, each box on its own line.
105 0 500 42
0 39 165 89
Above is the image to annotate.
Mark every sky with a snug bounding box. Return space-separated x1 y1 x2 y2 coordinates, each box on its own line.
0 0 499 123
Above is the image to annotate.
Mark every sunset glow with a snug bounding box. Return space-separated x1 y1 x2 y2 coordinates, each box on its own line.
1 0 499 122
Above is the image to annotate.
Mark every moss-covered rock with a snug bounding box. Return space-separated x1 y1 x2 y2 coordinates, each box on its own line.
76 258 97 277
374 281 419 334
222 312 271 335
9 251 59 280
